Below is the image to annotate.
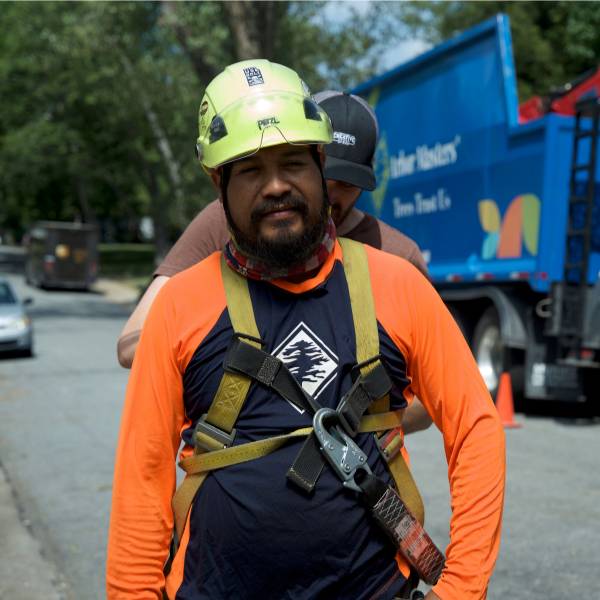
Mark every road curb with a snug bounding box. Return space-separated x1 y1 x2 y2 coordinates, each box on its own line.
92 278 140 304
0 464 67 599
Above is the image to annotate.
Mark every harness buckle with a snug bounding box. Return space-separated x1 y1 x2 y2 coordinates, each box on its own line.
232 331 265 347
375 427 404 462
194 414 236 452
313 407 372 493
351 354 382 377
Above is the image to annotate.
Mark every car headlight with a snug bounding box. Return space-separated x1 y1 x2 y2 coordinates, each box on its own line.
8 316 30 331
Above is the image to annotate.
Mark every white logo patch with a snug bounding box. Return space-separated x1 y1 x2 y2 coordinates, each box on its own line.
273 322 338 411
333 131 356 146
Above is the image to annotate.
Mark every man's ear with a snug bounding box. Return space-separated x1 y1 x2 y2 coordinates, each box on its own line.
207 167 222 195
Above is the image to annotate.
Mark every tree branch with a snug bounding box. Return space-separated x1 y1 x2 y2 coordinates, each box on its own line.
161 1 219 84
223 1 261 60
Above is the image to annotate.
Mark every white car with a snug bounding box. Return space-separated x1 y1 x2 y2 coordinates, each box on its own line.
0 277 33 356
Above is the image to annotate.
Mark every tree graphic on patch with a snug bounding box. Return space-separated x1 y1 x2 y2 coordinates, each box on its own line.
274 322 338 400
279 339 329 385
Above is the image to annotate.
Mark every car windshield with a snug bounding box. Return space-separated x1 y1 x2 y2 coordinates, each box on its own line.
0 283 17 304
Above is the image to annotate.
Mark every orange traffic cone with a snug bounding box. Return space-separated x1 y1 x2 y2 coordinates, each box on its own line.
495 372 521 429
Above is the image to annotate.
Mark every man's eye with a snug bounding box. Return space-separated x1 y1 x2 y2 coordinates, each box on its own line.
238 166 258 175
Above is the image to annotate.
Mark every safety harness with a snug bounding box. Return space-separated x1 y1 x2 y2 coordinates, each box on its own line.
171 238 443 585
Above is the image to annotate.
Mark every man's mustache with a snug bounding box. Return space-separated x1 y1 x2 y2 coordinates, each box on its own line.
251 195 308 224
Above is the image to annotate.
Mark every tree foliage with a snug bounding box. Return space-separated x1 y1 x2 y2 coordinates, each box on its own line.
4 2 596 251
399 1 600 101
0 1 405 251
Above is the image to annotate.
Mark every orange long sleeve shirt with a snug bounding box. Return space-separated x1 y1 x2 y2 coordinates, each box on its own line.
107 242 505 599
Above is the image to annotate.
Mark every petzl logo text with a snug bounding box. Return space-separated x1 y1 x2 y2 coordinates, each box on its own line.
273 322 338 408
257 116 280 130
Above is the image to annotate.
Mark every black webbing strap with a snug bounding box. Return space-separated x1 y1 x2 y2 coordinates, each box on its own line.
223 332 393 495
286 434 326 493
223 335 319 414
287 358 392 494
337 360 392 436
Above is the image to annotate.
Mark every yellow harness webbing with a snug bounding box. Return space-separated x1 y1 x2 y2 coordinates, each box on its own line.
172 239 424 544
338 239 424 525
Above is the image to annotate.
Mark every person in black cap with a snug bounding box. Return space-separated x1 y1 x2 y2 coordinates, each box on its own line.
116 90 431 433
313 91 427 271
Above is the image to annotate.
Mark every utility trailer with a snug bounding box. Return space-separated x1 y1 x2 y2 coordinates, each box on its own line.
355 15 600 405
25 221 99 290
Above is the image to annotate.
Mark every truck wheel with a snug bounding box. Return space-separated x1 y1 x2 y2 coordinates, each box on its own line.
472 307 505 398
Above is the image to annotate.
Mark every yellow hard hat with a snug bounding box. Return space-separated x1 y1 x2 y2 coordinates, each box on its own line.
197 59 333 169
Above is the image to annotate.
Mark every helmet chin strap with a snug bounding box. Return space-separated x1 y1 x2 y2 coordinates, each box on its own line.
219 162 234 225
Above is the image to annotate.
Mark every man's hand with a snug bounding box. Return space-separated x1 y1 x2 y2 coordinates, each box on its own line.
424 590 441 599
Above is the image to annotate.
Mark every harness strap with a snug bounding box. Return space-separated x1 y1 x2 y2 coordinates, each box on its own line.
198 256 262 449
286 361 393 493
223 335 319 414
340 239 379 373
339 239 424 525
171 257 262 548
173 411 404 541
171 240 425 555
287 238 389 492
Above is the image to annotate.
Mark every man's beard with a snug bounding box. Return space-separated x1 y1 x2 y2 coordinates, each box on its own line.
225 193 330 269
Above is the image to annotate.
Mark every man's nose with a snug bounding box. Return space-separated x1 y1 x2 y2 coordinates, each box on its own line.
261 168 292 198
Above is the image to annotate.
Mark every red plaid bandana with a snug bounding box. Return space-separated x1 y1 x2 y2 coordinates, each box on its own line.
224 218 337 281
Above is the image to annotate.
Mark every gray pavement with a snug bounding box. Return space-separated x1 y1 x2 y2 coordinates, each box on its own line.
1 270 600 599
0 273 136 600
0 466 66 600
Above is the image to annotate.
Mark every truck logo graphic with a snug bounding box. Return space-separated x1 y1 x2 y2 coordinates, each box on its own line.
479 194 540 259
371 134 390 216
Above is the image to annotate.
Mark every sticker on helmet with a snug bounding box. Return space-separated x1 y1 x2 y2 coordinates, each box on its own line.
244 67 264 86
257 116 281 130
200 100 209 116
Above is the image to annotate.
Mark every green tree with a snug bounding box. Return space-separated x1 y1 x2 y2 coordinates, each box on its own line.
399 1 600 101
0 1 408 255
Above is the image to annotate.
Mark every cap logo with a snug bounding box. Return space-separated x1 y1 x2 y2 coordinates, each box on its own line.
243 67 264 86
333 131 356 146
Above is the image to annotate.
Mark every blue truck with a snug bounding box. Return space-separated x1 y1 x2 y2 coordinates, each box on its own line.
355 15 600 405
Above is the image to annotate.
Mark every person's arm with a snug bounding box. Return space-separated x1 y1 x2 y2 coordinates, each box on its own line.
116 199 229 369
370 250 505 600
406 272 505 600
117 276 170 368
402 397 432 434
107 285 184 599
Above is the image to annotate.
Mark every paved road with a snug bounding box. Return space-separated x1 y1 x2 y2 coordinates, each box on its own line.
0 273 134 599
0 271 599 599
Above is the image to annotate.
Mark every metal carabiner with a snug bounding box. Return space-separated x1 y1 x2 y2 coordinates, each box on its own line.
312 407 372 493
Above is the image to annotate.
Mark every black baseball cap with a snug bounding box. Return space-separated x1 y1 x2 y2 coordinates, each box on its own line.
314 91 378 191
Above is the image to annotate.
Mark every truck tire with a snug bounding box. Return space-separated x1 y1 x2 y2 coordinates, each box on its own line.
472 307 506 399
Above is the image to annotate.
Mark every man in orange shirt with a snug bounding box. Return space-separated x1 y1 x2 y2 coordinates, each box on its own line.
107 60 505 600
116 90 433 435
